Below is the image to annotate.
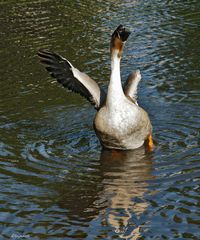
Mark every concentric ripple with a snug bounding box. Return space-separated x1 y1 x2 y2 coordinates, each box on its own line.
0 0 200 239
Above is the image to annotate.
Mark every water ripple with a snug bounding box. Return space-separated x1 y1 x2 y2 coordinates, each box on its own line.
0 0 200 239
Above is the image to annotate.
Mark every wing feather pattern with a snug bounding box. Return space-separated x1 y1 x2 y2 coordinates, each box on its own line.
123 70 141 103
38 49 105 109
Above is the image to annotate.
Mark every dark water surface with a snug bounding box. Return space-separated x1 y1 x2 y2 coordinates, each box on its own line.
0 0 200 239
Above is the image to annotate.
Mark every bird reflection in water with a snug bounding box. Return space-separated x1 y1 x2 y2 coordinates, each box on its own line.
100 147 154 239
56 147 154 239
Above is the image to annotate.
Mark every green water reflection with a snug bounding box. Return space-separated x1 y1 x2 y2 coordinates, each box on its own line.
0 0 200 239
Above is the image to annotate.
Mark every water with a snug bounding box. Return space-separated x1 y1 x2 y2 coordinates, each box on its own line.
0 0 200 239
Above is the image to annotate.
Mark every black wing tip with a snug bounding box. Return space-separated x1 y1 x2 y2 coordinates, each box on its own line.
37 49 71 67
37 49 55 58
38 48 52 54
38 49 47 55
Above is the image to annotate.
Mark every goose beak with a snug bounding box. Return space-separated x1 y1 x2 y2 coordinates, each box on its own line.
112 25 131 42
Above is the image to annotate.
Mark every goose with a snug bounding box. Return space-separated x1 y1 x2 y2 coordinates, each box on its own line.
38 25 154 150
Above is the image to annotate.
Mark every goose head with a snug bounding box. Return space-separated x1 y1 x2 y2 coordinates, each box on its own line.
110 25 131 58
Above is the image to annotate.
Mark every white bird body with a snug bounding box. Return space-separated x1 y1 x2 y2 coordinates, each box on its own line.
38 25 154 150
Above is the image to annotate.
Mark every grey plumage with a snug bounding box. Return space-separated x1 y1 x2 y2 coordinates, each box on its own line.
37 25 153 150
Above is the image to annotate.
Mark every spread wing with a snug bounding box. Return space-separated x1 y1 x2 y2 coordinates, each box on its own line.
123 69 141 103
38 49 106 109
